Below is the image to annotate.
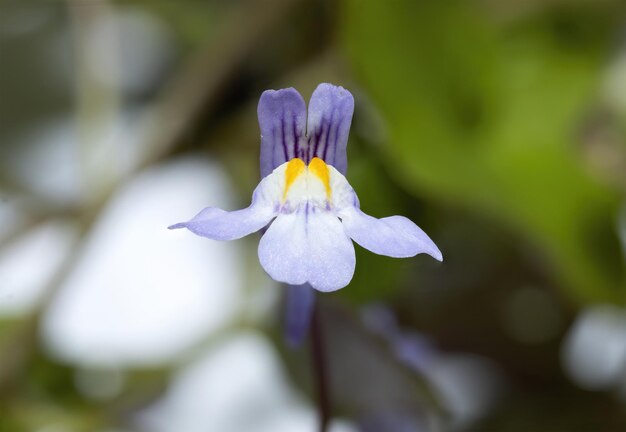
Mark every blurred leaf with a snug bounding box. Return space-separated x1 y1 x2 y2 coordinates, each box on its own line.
0 399 103 432
343 0 623 304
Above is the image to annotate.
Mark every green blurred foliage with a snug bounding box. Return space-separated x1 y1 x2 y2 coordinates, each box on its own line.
343 0 624 304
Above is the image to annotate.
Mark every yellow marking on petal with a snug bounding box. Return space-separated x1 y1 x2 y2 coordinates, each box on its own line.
283 158 306 200
309 157 331 198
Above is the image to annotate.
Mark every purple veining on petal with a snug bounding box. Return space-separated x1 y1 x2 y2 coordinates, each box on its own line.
306 84 354 174
322 114 333 162
321 113 332 162
258 88 307 177
284 283 316 347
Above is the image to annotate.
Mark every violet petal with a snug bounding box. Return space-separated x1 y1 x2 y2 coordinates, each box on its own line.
306 83 354 174
339 206 443 261
258 88 307 178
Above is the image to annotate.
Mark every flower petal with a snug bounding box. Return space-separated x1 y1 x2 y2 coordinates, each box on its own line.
307 83 354 174
258 88 307 178
258 206 356 292
328 163 359 211
168 205 275 241
169 167 285 240
339 206 443 261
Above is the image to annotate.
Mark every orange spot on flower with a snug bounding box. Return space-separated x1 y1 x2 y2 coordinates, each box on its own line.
309 157 331 198
284 158 305 200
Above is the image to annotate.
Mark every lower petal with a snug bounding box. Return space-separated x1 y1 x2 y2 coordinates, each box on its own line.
169 205 275 241
340 206 443 261
258 207 355 292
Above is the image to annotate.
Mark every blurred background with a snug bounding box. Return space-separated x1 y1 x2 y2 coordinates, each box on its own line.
1 0 626 431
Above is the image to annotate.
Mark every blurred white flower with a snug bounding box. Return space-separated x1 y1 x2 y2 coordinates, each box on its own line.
42 157 245 367
138 331 356 432
0 118 83 206
0 220 77 316
562 305 626 390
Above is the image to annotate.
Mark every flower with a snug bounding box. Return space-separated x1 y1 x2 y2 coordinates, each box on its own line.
169 83 442 292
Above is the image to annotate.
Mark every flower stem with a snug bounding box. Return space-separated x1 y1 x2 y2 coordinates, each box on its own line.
311 300 331 432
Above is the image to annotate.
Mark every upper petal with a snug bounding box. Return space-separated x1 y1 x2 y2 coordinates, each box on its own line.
307 83 354 174
258 88 307 178
258 206 356 292
339 206 443 261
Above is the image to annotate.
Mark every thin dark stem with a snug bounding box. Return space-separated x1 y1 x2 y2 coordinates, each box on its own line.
311 300 331 432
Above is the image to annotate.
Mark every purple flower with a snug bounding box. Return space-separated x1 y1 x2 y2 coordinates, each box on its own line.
170 83 442 292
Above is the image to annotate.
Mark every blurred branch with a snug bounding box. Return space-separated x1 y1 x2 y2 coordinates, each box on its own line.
69 0 122 202
140 0 308 168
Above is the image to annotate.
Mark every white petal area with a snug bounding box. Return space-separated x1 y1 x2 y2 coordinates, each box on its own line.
339 206 442 261
328 164 359 210
305 210 356 291
137 332 357 432
42 157 244 367
0 220 77 316
258 212 308 286
258 207 355 292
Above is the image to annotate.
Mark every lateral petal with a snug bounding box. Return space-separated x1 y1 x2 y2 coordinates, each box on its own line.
168 206 275 241
339 206 443 261
169 166 285 240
